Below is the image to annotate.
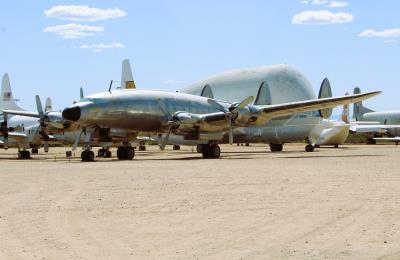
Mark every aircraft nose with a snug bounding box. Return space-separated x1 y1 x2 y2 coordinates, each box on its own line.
62 106 81 121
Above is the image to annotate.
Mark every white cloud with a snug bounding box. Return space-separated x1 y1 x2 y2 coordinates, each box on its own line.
312 0 329 5
327 1 349 7
384 39 398 44
45 5 126 22
358 28 400 38
300 0 309 4
43 23 104 39
78 43 125 52
292 10 353 25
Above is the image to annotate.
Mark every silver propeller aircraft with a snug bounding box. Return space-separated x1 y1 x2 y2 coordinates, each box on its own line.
351 87 400 144
62 86 380 161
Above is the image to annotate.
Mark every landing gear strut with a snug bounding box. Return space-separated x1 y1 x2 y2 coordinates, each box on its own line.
117 146 135 160
201 144 221 159
98 148 112 158
18 150 31 159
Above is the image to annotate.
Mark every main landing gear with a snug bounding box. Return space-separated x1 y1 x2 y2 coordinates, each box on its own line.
81 150 95 162
269 143 283 152
117 146 135 160
198 144 221 159
18 150 31 159
305 144 315 152
98 148 112 158
173 145 181 150
31 148 39 154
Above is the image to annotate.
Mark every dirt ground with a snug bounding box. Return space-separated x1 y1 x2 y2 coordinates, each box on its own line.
0 143 399 260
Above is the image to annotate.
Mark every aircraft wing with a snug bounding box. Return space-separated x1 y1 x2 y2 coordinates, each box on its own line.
349 124 400 134
374 136 400 142
257 91 380 123
2 110 40 118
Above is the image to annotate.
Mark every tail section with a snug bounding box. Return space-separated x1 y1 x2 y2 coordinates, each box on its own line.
353 87 374 120
121 59 136 89
45 97 52 112
318 78 333 118
1 73 24 111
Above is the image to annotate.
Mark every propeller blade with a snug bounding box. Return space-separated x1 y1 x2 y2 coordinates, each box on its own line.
157 98 172 120
207 98 227 113
228 120 233 145
159 128 171 151
35 95 44 119
237 96 254 109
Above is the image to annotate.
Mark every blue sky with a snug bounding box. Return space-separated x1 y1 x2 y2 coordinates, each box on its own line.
0 0 399 112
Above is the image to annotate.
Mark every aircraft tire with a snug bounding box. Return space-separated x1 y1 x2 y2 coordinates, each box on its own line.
19 151 31 159
367 138 376 145
117 146 134 160
31 148 39 154
210 144 221 158
196 145 203 153
202 145 211 158
305 144 315 152
173 145 181 150
139 145 146 151
269 143 283 152
81 150 95 162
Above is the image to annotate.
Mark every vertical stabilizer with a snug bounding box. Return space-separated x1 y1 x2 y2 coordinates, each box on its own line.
121 59 136 89
1 73 24 111
80 87 84 100
45 97 52 112
353 87 374 120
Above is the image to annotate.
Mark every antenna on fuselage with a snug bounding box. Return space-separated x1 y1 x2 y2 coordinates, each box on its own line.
108 80 113 93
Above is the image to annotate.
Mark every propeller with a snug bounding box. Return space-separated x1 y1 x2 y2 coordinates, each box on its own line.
0 113 9 149
207 96 254 145
35 95 51 152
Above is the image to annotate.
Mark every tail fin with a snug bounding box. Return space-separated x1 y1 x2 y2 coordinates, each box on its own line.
45 97 52 112
353 87 374 120
80 86 84 100
121 59 136 89
1 73 24 111
318 78 333 118
341 92 350 123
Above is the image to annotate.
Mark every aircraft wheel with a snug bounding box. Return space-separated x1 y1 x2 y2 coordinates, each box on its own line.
117 146 134 160
31 148 39 154
210 144 221 158
105 150 112 158
334 144 339 148
269 143 283 152
196 144 204 153
81 150 95 162
305 144 315 152
139 145 146 151
202 145 211 158
173 145 180 150
98 149 105 157
19 151 31 159
367 138 376 145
